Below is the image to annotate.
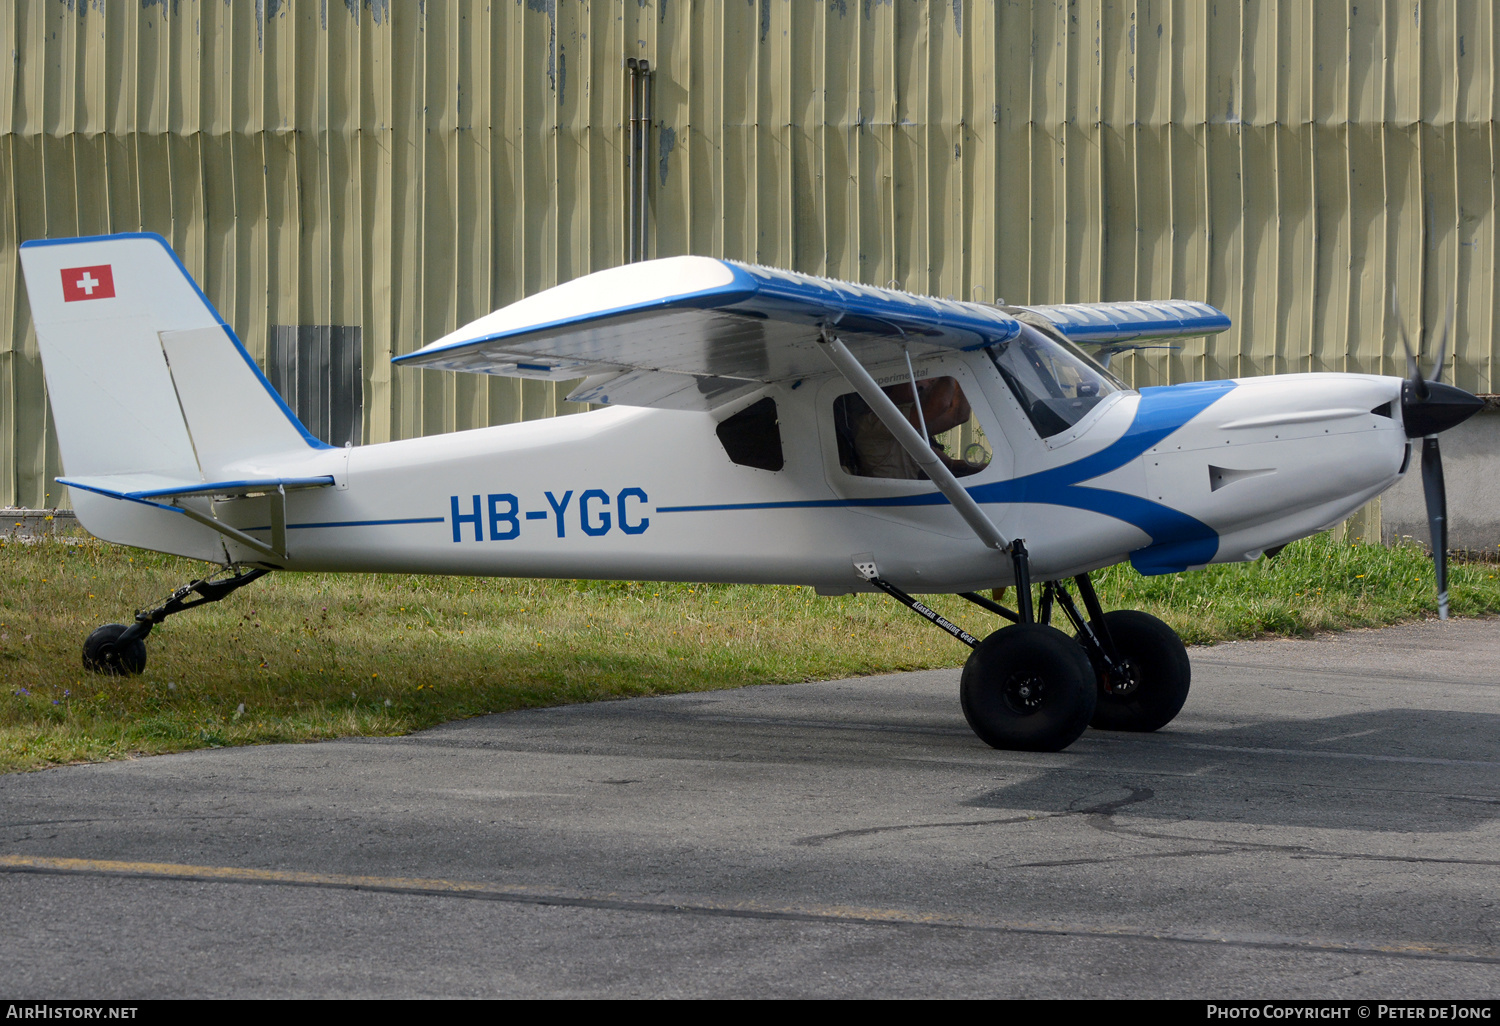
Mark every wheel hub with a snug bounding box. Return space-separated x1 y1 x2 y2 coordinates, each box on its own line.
1102 657 1140 697
1001 673 1047 714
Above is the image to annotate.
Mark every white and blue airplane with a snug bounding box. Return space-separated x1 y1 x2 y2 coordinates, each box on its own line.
18 233 1481 752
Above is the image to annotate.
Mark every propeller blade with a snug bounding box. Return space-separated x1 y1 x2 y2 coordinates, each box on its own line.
1391 287 1427 399
1421 436 1449 620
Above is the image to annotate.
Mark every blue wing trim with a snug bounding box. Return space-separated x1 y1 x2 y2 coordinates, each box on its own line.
721 263 1024 349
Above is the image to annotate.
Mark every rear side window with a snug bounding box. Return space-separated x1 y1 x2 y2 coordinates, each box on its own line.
716 397 784 471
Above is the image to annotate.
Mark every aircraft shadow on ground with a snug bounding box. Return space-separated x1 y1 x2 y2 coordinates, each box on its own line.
423 693 1500 834
963 708 1500 834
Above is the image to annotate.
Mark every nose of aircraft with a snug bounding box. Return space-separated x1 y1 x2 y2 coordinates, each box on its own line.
1401 379 1483 438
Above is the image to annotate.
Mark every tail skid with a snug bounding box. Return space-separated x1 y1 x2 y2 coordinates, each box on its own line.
19 233 336 562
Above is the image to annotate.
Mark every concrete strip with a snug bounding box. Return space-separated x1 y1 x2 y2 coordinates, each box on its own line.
1 509 84 541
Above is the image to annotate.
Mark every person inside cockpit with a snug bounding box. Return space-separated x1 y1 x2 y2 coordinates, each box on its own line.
837 375 988 480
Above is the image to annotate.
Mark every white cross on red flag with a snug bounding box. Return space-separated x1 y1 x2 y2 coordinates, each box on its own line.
60 265 115 302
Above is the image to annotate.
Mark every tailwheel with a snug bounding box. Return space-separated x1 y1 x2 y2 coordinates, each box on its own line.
80 567 271 677
1083 610 1190 732
960 623 1097 752
82 624 148 676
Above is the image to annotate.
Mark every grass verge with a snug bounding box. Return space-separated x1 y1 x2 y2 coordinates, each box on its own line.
1 531 1497 772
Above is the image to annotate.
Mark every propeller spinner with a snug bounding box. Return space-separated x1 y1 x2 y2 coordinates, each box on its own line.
1392 291 1484 619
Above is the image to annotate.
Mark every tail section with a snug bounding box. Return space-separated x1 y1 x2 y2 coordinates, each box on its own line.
19 233 331 560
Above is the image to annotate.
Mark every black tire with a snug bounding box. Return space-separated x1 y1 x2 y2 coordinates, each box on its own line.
1082 610 1190 732
960 623 1097 752
82 624 147 676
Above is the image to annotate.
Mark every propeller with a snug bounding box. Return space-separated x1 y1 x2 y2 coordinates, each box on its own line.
1392 289 1482 620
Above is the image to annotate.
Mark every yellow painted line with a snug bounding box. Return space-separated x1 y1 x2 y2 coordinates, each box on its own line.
0 854 548 899
2 854 1496 965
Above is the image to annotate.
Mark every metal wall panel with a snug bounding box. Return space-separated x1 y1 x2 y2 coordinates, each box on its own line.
2 0 1497 508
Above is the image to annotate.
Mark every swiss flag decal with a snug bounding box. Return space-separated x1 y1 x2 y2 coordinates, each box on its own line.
61 265 116 302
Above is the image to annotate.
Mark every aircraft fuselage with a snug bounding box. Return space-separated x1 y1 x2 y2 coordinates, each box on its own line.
76 354 1410 593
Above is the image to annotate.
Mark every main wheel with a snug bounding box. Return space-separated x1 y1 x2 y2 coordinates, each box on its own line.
1081 610 1190 732
960 623 1097 752
82 624 147 676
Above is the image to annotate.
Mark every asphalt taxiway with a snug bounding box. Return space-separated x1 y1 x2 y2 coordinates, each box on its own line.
3 619 1499 998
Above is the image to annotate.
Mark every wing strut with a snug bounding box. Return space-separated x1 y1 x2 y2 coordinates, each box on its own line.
817 330 1009 551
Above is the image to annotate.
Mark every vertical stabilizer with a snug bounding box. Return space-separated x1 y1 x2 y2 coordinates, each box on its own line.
19 233 328 559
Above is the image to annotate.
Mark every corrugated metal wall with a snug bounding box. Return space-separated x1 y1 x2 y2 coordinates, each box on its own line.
2 0 1496 508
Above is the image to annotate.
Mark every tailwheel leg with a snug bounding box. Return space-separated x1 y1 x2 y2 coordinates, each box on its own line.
83 568 271 676
1058 573 1191 732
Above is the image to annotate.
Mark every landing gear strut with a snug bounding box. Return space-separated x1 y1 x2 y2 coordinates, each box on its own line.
82 568 271 675
859 542 1190 751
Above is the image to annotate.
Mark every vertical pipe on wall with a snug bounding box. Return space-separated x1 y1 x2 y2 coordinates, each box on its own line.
639 60 651 261
626 58 638 262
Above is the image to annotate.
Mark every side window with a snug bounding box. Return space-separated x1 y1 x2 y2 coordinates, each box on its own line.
833 376 993 480
716 397 785 471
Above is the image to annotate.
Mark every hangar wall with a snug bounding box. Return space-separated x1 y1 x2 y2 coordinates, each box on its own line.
2 0 1497 510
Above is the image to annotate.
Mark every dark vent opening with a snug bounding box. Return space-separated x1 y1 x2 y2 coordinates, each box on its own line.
1371 401 1393 419
267 325 364 447
716 397 784 471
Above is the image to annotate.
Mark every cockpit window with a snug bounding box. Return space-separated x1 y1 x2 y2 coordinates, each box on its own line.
834 376 993 480
989 323 1125 438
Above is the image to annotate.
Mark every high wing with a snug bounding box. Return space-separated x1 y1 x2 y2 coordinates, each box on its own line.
396 258 1024 411
1017 300 1230 343
395 258 1229 411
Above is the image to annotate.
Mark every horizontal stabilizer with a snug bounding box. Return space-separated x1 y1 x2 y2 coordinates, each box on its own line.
60 473 335 562
60 474 335 507
1018 300 1229 344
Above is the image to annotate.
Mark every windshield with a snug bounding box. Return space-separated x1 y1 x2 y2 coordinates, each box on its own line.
989 323 1125 438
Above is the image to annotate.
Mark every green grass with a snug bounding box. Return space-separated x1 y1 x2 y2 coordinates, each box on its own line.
1 531 1497 772
1092 532 1500 644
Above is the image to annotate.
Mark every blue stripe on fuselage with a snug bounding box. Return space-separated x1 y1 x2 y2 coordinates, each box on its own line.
658 379 1238 574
